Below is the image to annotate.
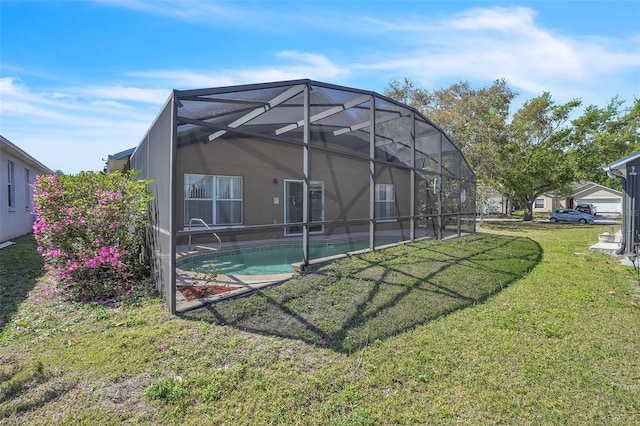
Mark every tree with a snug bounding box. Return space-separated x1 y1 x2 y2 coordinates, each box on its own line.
496 93 582 221
385 78 424 108
569 98 640 189
385 78 517 184
385 78 637 220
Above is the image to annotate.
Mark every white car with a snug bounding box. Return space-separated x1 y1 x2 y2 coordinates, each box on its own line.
485 205 500 215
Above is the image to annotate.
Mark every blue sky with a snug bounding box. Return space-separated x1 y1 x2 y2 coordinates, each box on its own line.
1 0 639 173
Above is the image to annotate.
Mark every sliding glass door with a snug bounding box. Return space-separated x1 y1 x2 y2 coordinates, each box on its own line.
284 180 324 235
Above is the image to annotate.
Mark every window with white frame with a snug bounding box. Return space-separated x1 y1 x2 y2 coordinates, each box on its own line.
7 161 15 209
24 168 30 210
375 183 395 219
184 174 242 226
534 198 545 209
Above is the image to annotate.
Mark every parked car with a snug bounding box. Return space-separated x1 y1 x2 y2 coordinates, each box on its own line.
548 208 594 224
486 205 500 215
575 203 596 215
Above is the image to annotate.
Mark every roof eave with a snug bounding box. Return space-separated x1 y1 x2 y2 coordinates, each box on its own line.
603 151 640 172
0 135 55 174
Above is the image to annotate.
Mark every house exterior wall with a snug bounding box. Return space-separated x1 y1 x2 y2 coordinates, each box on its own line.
532 195 551 213
176 136 414 244
573 186 622 214
622 161 640 254
603 152 640 255
532 194 569 213
0 137 53 243
177 137 303 231
529 184 622 216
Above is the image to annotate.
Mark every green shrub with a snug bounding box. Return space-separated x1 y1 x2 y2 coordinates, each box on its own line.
32 171 153 302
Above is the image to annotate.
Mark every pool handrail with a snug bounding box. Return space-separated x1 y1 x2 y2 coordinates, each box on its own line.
188 218 222 252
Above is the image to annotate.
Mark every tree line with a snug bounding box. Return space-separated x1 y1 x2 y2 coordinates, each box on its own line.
384 78 640 220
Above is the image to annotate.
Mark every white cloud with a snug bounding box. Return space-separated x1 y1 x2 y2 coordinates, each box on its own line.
1 78 76 120
126 70 238 89
3 4 638 174
350 6 639 104
93 0 238 21
0 77 157 173
274 51 346 79
0 77 163 119
0 48 349 174
128 51 347 89
89 100 130 109
92 3 638 104
448 6 537 32
91 0 286 29
72 85 170 105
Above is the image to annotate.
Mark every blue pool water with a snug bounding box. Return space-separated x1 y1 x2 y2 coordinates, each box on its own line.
177 238 399 275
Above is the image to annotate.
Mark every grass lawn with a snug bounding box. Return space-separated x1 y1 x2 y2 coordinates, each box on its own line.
1 223 639 425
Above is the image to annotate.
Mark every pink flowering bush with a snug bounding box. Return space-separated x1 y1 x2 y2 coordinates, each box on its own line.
32 171 153 301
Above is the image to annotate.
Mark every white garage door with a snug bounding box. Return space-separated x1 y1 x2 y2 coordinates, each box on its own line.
577 198 621 214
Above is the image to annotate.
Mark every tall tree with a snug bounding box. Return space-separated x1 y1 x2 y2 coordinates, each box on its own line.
386 79 636 220
496 93 582 220
570 98 640 189
385 79 517 184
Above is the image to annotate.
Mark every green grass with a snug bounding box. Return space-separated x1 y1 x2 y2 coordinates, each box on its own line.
185 233 542 352
0 234 44 329
1 224 639 425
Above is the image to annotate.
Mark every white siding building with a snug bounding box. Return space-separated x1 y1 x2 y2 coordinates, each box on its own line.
0 135 54 243
572 182 622 215
531 181 622 215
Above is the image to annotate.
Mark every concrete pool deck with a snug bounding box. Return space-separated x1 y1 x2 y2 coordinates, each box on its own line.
173 231 459 312
175 245 297 312
175 270 294 312
173 238 397 312
174 245 368 312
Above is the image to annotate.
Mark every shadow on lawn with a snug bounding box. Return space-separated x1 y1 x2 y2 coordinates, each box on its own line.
181 233 543 353
479 220 600 233
0 234 44 330
0 359 77 419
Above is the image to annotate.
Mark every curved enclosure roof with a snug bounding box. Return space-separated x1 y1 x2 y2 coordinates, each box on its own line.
174 79 475 180
131 79 476 313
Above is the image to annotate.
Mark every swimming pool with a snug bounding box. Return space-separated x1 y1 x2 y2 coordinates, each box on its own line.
177 238 400 275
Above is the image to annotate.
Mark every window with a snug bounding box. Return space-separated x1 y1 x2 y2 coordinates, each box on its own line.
7 161 15 209
216 176 243 225
534 198 545 209
375 184 395 219
184 174 242 226
24 168 30 210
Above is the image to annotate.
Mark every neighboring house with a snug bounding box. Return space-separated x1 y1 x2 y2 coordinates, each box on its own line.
603 152 640 256
531 181 622 215
532 192 570 214
0 135 54 243
127 79 476 313
483 188 507 214
572 181 622 215
104 147 135 173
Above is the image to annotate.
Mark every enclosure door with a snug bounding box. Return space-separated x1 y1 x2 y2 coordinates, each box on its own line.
284 180 324 235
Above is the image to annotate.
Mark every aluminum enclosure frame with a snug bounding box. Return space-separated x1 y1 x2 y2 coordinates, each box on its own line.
130 79 476 313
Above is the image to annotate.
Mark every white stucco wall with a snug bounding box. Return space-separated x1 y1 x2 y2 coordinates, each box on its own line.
0 136 53 242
